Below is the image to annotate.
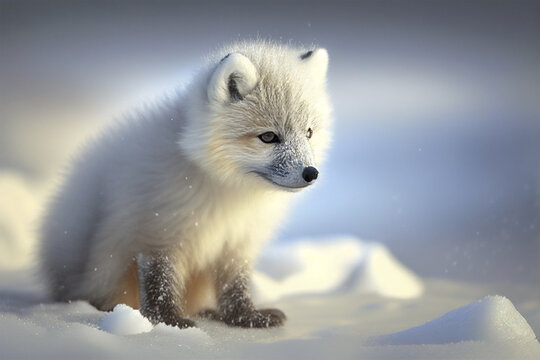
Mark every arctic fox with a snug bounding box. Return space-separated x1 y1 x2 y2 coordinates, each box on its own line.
40 41 331 328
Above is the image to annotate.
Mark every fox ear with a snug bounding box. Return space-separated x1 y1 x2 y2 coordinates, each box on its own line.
300 48 329 81
208 53 258 104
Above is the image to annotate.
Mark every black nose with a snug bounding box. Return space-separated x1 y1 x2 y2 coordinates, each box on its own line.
302 166 319 182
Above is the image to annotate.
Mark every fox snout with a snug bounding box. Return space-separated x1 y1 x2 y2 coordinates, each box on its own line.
254 164 319 190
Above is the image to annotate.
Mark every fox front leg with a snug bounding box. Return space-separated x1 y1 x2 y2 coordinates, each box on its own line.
216 258 286 328
137 250 195 328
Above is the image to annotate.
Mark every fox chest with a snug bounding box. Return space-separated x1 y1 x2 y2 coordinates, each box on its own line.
147 197 274 271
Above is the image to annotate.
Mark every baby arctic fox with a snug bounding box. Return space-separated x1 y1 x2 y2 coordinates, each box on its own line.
40 41 331 328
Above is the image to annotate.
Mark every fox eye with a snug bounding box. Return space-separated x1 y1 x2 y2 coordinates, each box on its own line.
307 128 313 139
258 131 280 144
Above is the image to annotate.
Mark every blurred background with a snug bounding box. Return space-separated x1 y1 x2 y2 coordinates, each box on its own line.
1 0 539 284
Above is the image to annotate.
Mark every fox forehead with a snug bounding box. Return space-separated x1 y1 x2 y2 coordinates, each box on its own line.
225 75 320 137
231 94 308 132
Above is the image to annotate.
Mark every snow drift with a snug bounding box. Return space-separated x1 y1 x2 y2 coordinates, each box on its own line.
372 295 538 345
99 304 153 335
252 236 424 302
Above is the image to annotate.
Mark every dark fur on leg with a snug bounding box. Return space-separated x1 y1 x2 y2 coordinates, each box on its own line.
137 250 195 329
217 269 286 328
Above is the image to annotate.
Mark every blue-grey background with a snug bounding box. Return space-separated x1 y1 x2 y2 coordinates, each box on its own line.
1 0 539 283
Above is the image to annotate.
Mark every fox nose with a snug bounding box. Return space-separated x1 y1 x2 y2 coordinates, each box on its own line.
302 166 319 183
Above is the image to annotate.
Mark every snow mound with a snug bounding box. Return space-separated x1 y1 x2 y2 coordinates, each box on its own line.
372 295 538 345
252 236 423 302
99 304 153 335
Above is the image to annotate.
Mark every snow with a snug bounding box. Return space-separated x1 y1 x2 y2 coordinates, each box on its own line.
99 304 153 335
252 237 423 303
371 295 538 345
0 242 539 359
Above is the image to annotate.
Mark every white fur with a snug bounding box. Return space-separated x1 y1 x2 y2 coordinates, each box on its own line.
40 40 332 311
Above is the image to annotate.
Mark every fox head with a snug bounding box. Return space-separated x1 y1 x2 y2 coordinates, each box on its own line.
180 42 331 191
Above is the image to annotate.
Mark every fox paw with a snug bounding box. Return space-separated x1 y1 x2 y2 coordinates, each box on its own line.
223 308 286 328
170 317 196 329
146 313 196 329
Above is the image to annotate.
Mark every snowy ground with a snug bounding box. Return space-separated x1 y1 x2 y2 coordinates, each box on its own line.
0 238 538 359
